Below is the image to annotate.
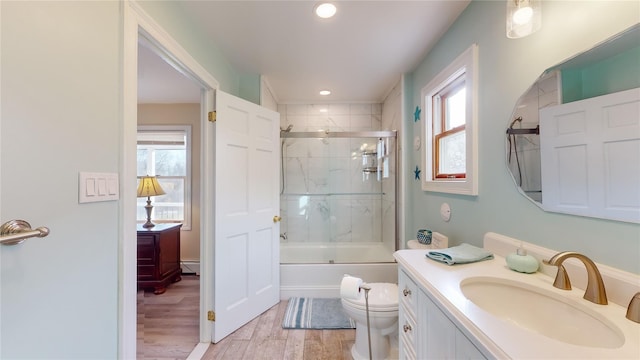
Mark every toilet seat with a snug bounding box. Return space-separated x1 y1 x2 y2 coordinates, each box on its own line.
342 282 398 312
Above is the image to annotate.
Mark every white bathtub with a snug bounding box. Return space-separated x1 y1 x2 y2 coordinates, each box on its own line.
280 241 395 263
280 242 398 299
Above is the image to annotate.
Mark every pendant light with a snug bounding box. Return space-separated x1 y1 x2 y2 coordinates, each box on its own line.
506 0 541 39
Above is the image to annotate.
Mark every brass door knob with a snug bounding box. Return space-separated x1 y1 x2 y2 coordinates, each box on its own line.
273 216 282 223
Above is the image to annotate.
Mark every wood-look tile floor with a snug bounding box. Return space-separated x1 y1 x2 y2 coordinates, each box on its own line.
138 275 357 360
201 301 355 360
137 274 200 360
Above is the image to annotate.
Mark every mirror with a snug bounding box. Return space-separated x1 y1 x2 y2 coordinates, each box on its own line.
506 24 640 223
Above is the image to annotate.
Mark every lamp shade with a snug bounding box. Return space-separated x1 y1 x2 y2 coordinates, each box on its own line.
506 0 541 39
136 176 166 198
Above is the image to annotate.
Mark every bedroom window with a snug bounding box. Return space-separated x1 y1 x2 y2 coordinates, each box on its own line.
137 125 192 230
422 44 478 195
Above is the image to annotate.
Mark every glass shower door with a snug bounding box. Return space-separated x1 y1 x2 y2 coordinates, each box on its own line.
280 131 397 264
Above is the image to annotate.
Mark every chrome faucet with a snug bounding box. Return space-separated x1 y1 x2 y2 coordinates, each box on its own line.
543 252 608 305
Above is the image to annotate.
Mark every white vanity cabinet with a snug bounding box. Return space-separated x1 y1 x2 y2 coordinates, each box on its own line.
399 268 486 360
398 268 419 359
394 236 640 360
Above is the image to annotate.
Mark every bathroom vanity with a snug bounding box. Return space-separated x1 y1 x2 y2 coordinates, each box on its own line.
398 265 486 359
394 232 640 359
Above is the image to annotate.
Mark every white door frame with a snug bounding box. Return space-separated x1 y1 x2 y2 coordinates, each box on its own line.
0 2 3 356
121 1 219 357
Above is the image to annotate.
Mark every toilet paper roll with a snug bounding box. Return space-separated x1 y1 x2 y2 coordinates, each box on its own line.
340 275 363 300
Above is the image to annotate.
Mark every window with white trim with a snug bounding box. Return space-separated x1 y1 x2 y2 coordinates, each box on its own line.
422 44 478 195
137 125 192 229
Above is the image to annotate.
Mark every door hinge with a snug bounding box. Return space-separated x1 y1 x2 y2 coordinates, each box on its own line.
208 111 217 122
208 310 216 321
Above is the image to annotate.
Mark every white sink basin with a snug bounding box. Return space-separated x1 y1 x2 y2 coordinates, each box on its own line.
460 276 625 349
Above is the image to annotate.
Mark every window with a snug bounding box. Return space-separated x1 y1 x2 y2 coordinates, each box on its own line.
137 125 192 229
422 44 478 195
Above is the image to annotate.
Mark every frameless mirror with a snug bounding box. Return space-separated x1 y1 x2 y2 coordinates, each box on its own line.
506 24 640 223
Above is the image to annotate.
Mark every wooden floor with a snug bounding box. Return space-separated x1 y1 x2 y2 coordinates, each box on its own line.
201 301 355 360
137 274 200 360
138 275 356 360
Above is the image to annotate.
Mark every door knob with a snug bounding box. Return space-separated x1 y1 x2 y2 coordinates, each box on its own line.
0 219 50 246
273 215 282 223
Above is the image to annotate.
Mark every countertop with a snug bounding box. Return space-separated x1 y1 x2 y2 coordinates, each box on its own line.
394 249 640 359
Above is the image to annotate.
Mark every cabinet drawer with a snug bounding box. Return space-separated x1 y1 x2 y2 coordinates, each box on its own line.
137 235 156 263
137 234 155 245
137 265 156 280
400 334 417 360
137 248 156 265
399 269 419 316
399 306 417 356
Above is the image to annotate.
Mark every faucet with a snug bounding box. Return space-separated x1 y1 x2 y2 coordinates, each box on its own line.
543 252 608 305
626 292 640 323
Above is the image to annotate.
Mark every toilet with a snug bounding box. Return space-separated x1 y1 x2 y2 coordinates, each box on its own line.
341 282 398 360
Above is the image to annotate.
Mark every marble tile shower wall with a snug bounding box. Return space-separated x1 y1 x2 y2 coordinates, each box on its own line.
381 82 401 247
508 72 559 202
278 103 385 243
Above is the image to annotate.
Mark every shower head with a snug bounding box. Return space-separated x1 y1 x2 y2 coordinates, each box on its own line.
280 124 294 133
509 117 523 129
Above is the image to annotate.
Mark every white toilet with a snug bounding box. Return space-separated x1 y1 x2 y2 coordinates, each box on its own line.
341 282 398 360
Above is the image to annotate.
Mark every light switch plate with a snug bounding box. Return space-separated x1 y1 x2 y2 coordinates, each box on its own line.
79 172 119 203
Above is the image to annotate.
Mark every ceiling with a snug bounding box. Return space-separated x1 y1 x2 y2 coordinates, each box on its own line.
138 0 471 104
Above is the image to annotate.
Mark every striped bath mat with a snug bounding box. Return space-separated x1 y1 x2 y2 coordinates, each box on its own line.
282 297 356 329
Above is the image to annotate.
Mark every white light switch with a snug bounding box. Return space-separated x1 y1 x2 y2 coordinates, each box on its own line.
108 178 118 195
97 178 107 195
86 178 96 196
79 172 119 203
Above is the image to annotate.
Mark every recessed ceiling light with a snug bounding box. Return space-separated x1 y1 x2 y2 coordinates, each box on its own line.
319 90 331 96
314 3 337 19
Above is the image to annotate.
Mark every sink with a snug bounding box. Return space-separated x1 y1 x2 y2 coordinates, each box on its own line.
460 276 625 349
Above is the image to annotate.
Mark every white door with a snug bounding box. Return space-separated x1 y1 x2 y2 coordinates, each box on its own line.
213 90 281 342
540 88 640 223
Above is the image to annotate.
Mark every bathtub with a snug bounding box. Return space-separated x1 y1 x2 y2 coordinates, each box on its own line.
280 242 398 299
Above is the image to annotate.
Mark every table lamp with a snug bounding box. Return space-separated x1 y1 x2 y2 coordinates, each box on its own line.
137 176 166 228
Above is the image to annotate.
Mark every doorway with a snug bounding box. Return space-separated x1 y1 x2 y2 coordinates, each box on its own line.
123 4 221 357
124 4 278 357
136 41 203 357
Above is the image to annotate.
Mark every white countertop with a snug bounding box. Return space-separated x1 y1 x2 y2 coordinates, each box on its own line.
394 248 640 359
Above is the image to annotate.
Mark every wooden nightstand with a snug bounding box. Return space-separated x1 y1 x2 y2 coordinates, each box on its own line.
137 223 182 294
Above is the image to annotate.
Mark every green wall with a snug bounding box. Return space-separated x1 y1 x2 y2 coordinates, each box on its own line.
137 1 261 103
1 1 121 357
407 1 640 274
239 72 262 105
562 46 640 102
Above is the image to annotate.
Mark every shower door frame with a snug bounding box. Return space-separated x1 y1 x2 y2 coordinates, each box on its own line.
280 130 399 252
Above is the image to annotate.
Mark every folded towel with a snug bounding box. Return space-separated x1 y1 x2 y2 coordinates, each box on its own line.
426 243 494 265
